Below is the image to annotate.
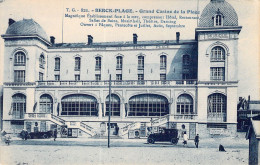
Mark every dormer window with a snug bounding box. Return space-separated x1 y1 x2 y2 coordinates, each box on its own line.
216 14 222 26
213 9 224 27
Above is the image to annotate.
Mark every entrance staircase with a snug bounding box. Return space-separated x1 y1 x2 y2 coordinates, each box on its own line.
24 113 96 136
119 114 170 136
66 121 96 136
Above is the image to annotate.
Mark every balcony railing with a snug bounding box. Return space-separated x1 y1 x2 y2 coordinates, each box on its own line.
4 82 36 87
24 113 66 125
24 113 51 120
4 80 238 88
172 114 198 120
36 80 198 87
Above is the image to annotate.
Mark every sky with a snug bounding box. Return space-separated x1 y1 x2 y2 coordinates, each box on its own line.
0 0 259 99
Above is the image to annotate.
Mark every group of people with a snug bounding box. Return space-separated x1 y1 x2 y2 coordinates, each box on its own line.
182 131 200 148
20 129 29 140
1 130 12 145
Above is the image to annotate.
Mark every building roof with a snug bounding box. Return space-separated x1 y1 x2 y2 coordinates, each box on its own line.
199 0 238 27
5 19 49 41
50 40 196 48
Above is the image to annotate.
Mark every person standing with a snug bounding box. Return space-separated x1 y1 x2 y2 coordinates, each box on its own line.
53 129 57 141
183 131 188 146
24 130 29 140
194 134 199 148
20 129 25 140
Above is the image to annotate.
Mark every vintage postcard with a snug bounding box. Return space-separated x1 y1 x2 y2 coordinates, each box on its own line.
0 0 259 164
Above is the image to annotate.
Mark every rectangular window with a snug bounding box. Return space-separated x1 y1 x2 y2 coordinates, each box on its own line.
14 70 25 82
116 74 122 81
138 74 144 80
55 75 60 81
39 72 44 81
160 56 167 69
55 58 60 70
210 67 225 81
95 57 101 70
138 56 144 70
75 74 80 81
160 74 166 80
75 57 81 71
95 74 101 81
116 56 123 70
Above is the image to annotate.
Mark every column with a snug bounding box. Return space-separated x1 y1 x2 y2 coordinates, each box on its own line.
121 103 125 119
98 102 102 119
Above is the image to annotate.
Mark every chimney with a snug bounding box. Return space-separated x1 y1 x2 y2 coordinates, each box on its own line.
176 32 180 43
88 35 93 45
248 95 251 102
8 18 16 26
239 97 242 101
133 33 138 44
50 36 55 44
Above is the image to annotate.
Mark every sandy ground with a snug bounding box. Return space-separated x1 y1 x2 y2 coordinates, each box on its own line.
0 134 249 165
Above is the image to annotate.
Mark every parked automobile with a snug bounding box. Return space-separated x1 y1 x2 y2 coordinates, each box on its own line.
29 131 53 139
147 128 179 144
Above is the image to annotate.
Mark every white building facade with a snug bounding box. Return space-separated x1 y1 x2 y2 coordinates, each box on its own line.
1 0 242 138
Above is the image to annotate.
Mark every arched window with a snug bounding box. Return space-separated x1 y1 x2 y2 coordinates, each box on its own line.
39 54 45 69
75 57 81 71
14 52 26 66
12 93 26 119
39 94 53 113
116 56 123 70
211 46 225 61
61 94 98 116
55 57 60 70
128 94 169 116
138 56 144 70
207 93 227 122
105 94 120 116
95 57 101 70
160 55 167 69
176 94 194 114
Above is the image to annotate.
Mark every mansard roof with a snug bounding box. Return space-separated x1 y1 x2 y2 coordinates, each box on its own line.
199 0 238 27
5 19 49 42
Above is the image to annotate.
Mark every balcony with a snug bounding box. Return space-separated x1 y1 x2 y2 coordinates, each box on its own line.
3 80 238 88
36 80 197 87
4 82 36 87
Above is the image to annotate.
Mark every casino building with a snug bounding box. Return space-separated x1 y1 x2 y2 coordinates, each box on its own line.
1 0 242 138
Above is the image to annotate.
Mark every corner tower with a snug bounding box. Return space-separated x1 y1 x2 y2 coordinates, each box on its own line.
195 0 242 136
196 0 242 81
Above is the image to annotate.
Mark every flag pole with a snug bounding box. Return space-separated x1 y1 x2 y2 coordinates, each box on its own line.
108 74 111 148
62 0 64 43
197 0 199 26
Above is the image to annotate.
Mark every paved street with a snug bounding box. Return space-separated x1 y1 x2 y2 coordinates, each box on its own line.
0 134 248 165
